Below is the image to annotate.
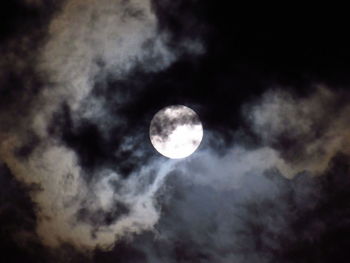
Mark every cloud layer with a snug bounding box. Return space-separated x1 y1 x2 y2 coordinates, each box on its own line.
0 0 203 251
1 1 350 262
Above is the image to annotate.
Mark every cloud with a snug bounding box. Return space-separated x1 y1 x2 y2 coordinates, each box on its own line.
88 86 350 262
95 135 349 263
1 1 350 261
244 86 350 176
0 162 51 262
0 0 204 252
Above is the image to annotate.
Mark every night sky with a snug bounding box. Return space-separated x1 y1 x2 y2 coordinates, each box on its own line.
1 1 350 262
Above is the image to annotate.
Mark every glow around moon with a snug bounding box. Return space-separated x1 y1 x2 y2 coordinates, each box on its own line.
149 105 203 159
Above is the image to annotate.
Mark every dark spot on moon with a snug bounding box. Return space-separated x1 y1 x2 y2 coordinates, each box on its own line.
149 105 201 142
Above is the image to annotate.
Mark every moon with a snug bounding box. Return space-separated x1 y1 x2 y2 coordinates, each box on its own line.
149 105 203 159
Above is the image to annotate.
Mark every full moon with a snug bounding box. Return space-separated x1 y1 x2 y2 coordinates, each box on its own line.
149 105 203 159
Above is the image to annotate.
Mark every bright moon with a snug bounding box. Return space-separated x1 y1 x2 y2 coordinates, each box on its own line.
149 105 203 159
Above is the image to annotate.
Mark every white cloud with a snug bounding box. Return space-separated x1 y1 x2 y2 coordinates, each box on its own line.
0 0 203 251
245 86 350 176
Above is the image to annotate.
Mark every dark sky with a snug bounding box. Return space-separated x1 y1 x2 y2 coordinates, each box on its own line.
1 1 350 262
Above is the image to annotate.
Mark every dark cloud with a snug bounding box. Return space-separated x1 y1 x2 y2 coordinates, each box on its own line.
94 242 147 263
0 0 61 120
0 162 47 262
1 0 350 262
151 0 206 54
77 200 130 228
92 152 350 263
14 132 40 160
48 100 154 179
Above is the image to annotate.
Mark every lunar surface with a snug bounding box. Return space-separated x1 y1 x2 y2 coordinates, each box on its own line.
149 105 203 159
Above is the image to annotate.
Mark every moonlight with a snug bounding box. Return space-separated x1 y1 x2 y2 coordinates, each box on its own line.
149 105 203 159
